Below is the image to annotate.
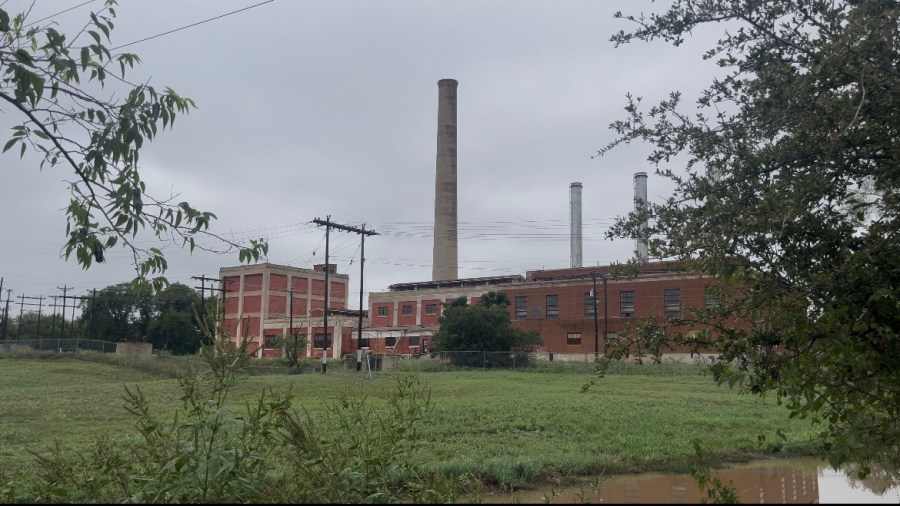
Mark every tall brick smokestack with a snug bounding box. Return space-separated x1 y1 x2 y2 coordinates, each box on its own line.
433 78 458 281
634 172 649 263
570 182 583 268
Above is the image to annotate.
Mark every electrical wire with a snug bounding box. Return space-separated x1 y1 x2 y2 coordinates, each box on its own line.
25 0 97 27
110 0 276 51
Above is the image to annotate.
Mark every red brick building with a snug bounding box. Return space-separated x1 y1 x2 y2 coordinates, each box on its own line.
365 262 723 359
219 263 363 359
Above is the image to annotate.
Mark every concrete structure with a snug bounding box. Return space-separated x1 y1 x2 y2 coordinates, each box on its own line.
634 172 649 263
219 263 363 359
570 182 583 268
433 78 459 281
365 262 723 359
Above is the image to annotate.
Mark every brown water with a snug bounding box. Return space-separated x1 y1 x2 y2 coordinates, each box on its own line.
480 458 900 504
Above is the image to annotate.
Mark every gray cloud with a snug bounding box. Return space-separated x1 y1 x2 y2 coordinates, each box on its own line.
1 0 722 308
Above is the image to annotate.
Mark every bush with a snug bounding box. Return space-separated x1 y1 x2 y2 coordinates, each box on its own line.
1 331 459 503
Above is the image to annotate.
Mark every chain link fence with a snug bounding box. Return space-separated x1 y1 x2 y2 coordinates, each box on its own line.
0 338 118 354
347 351 603 373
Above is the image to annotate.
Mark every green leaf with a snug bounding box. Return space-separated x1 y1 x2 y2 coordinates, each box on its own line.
2 138 17 153
13 49 33 66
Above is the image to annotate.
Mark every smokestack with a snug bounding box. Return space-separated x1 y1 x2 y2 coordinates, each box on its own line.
634 172 649 263
433 78 459 281
570 182 583 268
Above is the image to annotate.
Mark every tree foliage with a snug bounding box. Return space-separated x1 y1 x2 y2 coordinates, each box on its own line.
80 282 151 342
600 0 900 473
145 282 203 354
78 281 202 353
432 292 541 367
0 1 266 292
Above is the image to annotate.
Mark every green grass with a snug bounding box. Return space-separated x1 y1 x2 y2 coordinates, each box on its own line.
0 355 821 487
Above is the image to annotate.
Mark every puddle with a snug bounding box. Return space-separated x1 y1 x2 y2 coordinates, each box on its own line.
480 458 900 504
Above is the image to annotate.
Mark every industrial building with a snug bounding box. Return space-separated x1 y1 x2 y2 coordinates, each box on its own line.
219 262 363 359
363 262 721 360
217 79 722 362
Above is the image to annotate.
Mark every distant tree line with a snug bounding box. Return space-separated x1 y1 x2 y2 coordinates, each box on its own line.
0 283 208 355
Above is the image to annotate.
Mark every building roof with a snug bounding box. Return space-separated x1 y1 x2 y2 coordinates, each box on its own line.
525 261 686 282
388 274 525 292
219 262 348 277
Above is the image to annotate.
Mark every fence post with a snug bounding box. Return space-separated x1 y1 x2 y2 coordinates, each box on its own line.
483 351 486 370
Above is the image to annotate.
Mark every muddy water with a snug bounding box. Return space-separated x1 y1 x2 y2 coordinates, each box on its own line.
480 458 900 504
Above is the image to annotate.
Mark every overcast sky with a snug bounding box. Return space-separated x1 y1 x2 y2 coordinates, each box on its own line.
1 0 724 310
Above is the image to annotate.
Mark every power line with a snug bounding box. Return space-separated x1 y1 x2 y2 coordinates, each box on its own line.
110 0 276 51
25 0 97 27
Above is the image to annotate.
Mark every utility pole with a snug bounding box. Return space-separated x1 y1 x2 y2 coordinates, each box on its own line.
591 271 600 360
280 288 300 366
1 289 11 340
603 275 609 354
49 295 57 342
16 294 25 339
313 216 379 374
16 296 46 341
194 278 229 347
35 296 43 340
89 289 96 340
357 223 378 370
192 275 221 322
57 286 71 342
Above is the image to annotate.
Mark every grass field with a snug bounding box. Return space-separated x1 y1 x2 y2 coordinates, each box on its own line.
0 353 821 487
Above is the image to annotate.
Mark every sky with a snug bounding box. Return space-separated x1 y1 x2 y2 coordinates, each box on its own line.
0 0 725 312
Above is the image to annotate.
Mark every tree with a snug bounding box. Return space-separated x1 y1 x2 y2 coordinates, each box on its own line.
0 1 266 292
599 1 900 474
145 282 203 354
80 282 151 341
432 292 541 367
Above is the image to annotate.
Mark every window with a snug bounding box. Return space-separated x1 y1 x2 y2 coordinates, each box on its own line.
705 286 721 309
605 332 619 341
567 333 582 345
584 291 596 316
313 333 331 348
402 304 413 316
408 335 420 347
546 295 559 319
664 288 681 316
620 291 635 317
515 296 527 320
425 303 437 315
385 335 397 347
264 335 278 348
377 306 388 317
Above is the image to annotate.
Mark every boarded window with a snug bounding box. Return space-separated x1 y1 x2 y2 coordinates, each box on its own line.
584 291 596 316
546 295 559 319
620 291 635 316
515 296 527 320
313 333 331 348
567 333 582 345
665 288 681 316
705 286 721 309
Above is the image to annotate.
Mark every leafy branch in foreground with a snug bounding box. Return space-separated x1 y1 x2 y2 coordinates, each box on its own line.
0 1 267 291
598 0 900 475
